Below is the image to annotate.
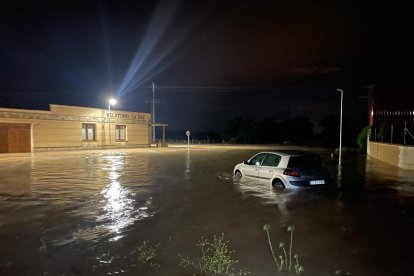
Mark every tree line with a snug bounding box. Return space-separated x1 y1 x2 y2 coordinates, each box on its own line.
221 115 355 147
167 114 358 148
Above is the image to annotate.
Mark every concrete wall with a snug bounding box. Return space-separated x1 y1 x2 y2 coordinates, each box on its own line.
0 104 151 152
400 146 414 170
368 141 414 170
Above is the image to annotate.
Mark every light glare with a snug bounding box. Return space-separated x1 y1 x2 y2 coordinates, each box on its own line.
109 98 117 106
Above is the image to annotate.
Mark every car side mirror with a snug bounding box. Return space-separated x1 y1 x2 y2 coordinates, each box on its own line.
243 160 249 165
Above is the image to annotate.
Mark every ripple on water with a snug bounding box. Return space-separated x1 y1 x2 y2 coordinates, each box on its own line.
0 153 157 248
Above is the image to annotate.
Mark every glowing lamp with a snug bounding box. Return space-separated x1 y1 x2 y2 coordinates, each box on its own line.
109 98 117 106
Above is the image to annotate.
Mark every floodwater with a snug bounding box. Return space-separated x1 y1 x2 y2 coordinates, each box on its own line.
0 146 413 275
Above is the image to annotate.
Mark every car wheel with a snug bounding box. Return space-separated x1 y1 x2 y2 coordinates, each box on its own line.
272 179 285 189
235 171 242 178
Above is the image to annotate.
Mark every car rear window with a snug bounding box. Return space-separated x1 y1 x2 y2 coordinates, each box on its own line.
288 155 323 168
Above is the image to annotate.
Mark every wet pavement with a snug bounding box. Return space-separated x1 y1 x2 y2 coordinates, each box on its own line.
0 145 413 275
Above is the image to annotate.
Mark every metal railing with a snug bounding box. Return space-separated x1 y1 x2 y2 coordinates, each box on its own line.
404 123 414 145
369 122 414 145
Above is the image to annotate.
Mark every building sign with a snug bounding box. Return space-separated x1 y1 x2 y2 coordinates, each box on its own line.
105 112 147 120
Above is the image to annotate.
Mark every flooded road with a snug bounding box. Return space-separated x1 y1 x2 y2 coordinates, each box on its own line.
0 146 413 275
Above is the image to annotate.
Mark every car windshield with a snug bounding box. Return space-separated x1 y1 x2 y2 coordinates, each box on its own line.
287 154 323 168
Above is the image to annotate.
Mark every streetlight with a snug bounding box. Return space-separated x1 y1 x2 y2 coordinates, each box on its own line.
336 89 343 166
108 98 117 150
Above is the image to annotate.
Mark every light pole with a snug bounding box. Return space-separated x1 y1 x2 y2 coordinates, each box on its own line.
108 98 117 150
152 82 156 144
336 89 343 166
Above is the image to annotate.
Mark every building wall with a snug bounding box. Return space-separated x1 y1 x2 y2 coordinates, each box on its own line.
368 141 414 170
126 124 151 146
0 104 151 152
33 121 82 150
400 146 414 170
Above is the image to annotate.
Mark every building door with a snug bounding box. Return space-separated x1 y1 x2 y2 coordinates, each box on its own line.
0 127 7 153
0 123 31 153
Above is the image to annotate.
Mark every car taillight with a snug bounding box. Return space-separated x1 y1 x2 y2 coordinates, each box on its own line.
283 169 301 177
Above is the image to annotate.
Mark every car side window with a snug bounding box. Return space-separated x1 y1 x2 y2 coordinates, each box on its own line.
262 154 281 167
249 153 266 165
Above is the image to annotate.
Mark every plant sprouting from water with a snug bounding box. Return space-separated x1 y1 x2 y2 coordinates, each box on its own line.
131 240 161 268
263 224 304 274
179 233 249 276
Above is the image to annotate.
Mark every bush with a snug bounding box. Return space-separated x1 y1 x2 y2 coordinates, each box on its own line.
356 126 369 153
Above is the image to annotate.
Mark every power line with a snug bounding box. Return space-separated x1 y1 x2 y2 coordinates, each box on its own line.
158 86 274 91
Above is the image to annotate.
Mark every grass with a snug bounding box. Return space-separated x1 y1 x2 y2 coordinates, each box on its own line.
263 224 304 274
131 240 161 268
179 233 249 276
129 225 304 274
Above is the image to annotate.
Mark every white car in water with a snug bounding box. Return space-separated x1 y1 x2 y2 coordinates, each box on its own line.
233 150 331 189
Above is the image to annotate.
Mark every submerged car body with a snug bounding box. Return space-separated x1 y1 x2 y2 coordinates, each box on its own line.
233 150 331 189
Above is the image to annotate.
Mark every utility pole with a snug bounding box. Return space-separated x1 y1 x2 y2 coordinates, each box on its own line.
146 82 160 144
152 81 156 143
366 84 376 124
336 89 344 167
360 84 376 124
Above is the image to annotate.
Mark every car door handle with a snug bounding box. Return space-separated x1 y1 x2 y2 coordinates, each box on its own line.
269 170 273 173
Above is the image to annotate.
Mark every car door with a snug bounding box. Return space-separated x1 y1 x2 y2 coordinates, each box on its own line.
258 153 282 182
243 153 266 179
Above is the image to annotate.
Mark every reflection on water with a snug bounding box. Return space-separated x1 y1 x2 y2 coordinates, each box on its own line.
234 178 280 204
101 181 135 235
336 164 343 189
233 153 414 226
364 155 414 200
1 149 414 275
2 152 156 247
234 177 293 224
185 149 191 180
99 155 136 239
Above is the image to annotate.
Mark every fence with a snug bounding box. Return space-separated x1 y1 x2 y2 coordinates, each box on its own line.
167 139 223 144
369 123 414 145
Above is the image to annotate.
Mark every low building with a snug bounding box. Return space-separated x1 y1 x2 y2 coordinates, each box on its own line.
0 104 151 153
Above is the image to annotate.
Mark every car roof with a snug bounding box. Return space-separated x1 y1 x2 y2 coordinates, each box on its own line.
259 150 318 157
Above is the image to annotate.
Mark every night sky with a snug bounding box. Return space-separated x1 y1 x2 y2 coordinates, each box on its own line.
1 0 412 134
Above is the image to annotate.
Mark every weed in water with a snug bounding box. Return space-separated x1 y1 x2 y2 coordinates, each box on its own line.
179 233 249 276
263 224 304 274
131 240 161 268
